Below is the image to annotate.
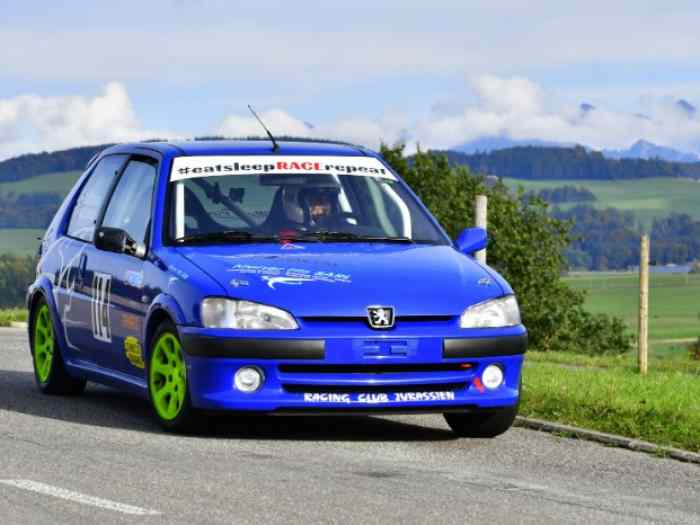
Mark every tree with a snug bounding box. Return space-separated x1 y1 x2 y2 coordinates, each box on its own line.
381 144 632 354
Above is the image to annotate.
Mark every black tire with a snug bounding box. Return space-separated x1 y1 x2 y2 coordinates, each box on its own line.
444 404 518 438
30 297 87 396
147 320 200 433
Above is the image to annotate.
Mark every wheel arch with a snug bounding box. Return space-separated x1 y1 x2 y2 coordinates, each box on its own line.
26 279 65 351
143 293 187 359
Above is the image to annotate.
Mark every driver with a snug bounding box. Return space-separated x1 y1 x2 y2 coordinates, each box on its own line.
298 187 340 227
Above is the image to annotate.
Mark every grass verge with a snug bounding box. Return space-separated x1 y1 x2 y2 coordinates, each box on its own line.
521 359 700 453
0 308 28 327
527 349 700 375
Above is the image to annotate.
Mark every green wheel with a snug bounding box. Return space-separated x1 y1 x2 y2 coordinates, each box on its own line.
33 304 54 383
30 297 86 395
147 321 198 431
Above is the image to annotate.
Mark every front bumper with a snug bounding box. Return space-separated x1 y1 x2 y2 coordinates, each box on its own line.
180 328 526 413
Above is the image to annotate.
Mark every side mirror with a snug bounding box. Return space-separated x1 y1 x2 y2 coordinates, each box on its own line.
455 227 488 256
95 227 145 257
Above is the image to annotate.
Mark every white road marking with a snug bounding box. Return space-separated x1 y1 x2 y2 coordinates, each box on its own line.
0 479 161 516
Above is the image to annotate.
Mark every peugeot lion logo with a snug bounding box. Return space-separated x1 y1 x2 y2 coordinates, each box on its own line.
367 306 395 329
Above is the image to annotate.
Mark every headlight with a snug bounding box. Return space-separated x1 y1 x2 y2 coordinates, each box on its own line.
201 298 298 330
460 295 521 328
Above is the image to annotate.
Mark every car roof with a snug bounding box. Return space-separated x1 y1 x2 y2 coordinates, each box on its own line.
100 139 374 159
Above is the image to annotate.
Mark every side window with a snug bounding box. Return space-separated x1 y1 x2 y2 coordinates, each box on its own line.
101 159 157 246
67 155 127 241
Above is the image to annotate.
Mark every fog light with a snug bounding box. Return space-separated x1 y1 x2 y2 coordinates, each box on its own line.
482 365 504 390
234 366 264 393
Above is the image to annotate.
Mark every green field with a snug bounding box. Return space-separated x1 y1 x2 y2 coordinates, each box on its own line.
564 272 700 359
0 171 81 256
0 171 82 198
0 229 43 256
503 177 700 228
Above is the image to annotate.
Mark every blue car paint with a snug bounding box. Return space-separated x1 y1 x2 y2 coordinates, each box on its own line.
27 140 526 414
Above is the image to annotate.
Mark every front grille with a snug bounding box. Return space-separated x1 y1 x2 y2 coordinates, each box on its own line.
300 315 455 327
279 363 474 374
282 382 467 394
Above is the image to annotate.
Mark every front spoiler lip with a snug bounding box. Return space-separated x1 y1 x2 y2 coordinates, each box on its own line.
199 403 518 417
181 333 527 360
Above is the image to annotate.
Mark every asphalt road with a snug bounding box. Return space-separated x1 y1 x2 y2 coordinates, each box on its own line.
1 327 699 524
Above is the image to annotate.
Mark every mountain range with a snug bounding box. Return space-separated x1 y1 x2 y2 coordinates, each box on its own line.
453 99 700 163
455 137 700 163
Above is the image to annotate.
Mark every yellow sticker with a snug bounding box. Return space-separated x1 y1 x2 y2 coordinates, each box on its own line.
124 336 145 369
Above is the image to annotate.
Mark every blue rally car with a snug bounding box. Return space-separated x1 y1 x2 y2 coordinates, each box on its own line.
27 139 527 435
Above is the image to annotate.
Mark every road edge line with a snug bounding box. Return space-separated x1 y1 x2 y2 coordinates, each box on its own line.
515 416 700 465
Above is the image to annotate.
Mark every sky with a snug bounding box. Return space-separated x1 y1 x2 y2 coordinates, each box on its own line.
2 0 700 160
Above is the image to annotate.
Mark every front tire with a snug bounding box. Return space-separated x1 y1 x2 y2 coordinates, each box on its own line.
444 404 518 438
30 298 86 395
147 321 199 432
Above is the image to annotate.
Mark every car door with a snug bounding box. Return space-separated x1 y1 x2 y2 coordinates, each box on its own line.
88 156 158 376
57 154 128 363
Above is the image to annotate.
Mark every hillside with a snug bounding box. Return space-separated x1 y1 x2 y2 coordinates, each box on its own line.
0 144 111 182
1 142 700 271
439 146 700 180
502 177 700 228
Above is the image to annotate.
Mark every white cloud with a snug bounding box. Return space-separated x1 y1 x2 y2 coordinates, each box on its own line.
216 110 410 150
4 77 700 163
414 74 700 153
214 75 700 155
217 109 312 138
0 83 165 160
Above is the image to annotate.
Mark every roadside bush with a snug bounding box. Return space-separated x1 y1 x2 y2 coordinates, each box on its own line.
688 337 700 361
381 144 632 354
0 254 36 308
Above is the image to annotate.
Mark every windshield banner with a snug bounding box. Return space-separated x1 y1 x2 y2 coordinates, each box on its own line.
170 155 396 181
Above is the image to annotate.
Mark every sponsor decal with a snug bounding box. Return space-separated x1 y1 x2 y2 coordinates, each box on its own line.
229 278 250 288
170 155 395 182
228 263 351 289
477 277 493 286
52 239 88 351
125 270 144 288
168 265 189 280
367 306 395 329
280 243 305 250
303 391 456 404
119 313 141 332
124 336 145 369
91 272 112 343
262 276 312 289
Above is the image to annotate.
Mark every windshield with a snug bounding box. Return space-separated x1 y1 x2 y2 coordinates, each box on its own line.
168 155 448 245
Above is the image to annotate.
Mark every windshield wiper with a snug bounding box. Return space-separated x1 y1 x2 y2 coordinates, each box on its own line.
175 230 278 245
298 231 415 243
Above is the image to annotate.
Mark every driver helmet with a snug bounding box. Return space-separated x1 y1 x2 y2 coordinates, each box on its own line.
298 186 341 225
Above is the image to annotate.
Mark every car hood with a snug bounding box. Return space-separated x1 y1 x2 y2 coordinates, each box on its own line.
178 243 509 317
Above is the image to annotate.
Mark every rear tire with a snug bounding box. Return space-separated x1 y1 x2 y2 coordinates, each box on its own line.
444 404 518 438
30 297 86 396
147 321 199 432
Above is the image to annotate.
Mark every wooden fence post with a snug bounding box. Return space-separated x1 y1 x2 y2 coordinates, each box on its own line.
638 235 649 375
475 195 488 264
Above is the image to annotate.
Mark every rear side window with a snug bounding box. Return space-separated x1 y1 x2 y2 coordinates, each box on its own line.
101 159 157 246
67 155 127 241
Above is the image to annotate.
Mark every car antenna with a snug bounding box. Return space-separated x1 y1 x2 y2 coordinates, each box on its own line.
248 105 279 152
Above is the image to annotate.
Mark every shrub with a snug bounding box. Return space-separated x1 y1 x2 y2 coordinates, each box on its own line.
0 254 37 308
381 144 632 354
688 337 700 361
